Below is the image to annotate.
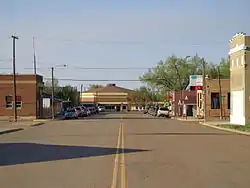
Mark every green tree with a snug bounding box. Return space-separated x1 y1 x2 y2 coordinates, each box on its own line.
139 55 230 91
140 55 203 91
127 86 163 106
42 78 60 94
89 84 103 90
57 85 79 105
218 58 230 78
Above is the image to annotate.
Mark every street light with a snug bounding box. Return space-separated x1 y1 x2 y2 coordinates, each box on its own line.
51 64 67 119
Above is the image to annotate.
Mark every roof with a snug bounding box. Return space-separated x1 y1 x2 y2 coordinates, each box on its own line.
86 84 134 93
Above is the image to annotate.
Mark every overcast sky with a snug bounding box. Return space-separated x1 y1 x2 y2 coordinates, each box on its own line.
1 0 250 89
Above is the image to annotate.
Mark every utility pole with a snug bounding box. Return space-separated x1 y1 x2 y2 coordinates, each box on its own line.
51 67 54 120
11 35 18 122
202 58 207 122
80 84 83 104
218 66 223 120
33 37 37 74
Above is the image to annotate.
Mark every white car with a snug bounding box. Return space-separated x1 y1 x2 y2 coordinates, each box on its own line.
157 107 170 118
98 106 105 112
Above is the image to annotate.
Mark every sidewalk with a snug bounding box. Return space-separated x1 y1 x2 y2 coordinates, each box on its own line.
0 120 49 135
199 120 250 136
171 116 203 122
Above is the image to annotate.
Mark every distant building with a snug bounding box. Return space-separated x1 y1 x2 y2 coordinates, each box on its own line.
0 74 43 120
80 84 134 111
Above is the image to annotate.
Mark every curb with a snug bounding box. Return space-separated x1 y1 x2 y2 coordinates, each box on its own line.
30 122 45 127
171 117 202 122
0 128 24 135
199 122 250 136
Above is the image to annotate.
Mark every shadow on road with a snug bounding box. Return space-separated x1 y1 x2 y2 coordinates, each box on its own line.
129 132 235 136
0 143 149 167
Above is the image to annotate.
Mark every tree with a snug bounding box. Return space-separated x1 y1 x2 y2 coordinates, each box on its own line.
42 78 60 94
57 85 79 105
139 54 230 91
42 79 79 105
218 58 230 78
140 55 203 91
127 86 163 106
89 84 103 90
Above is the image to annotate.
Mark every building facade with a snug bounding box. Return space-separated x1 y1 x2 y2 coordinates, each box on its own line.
196 79 230 118
170 90 197 117
80 84 134 111
0 74 44 120
229 32 250 125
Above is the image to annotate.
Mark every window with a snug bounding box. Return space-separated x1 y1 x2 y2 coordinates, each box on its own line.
211 93 220 109
16 96 22 108
227 92 230 109
5 96 13 108
5 95 22 109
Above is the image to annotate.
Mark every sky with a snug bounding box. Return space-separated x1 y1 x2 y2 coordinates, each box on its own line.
1 0 250 90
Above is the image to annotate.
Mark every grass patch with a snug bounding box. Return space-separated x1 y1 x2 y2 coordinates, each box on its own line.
216 124 250 132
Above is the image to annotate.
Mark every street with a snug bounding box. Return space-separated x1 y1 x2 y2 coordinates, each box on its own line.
0 112 250 188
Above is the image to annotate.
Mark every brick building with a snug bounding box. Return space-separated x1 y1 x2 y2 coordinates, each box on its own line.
170 90 197 116
196 79 230 118
0 74 43 119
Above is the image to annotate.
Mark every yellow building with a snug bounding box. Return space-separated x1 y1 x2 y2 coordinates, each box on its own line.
80 84 134 111
229 32 250 125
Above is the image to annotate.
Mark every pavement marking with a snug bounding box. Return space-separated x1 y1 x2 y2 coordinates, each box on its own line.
121 123 127 188
111 123 122 188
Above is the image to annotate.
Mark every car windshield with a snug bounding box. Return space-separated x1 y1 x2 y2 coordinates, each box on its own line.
75 108 81 110
67 109 75 112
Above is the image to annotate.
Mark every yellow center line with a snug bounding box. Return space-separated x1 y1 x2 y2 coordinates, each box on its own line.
121 123 127 188
111 124 122 188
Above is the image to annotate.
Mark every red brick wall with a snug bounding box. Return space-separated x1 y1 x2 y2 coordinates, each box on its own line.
0 74 43 118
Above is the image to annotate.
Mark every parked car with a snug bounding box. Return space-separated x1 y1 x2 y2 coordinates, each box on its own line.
64 109 78 119
80 106 87 117
98 106 105 112
86 108 91 116
74 107 82 117
157 107 170 118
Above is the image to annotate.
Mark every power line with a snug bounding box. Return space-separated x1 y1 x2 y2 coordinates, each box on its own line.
0 66 151 71
35 37 227 46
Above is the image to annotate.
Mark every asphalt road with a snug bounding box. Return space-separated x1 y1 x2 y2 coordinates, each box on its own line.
0 112 250 188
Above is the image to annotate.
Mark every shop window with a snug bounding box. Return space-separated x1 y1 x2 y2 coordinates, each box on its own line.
211 93 220 109
227 92 230 109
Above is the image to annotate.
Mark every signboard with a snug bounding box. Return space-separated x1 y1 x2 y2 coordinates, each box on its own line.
189 75 203 86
